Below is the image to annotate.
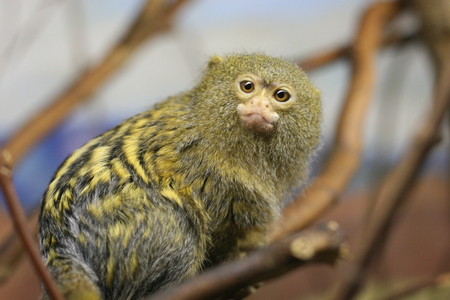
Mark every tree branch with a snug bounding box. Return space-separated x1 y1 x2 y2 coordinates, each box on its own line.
145 222 344 300
298 30 416 71
332 1 450 298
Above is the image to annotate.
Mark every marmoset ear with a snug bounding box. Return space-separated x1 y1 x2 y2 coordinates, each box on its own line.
208 55 223 68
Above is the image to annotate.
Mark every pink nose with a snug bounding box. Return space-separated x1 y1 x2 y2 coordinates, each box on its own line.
237 97 279 134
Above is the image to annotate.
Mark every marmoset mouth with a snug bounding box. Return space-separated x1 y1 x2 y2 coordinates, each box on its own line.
240 113 275 132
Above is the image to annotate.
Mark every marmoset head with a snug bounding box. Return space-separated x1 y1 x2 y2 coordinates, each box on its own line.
193 53 321 142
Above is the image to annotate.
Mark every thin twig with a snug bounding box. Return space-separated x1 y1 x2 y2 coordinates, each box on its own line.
0 153 64 300
269 1 403 242
145 222 344 300
298 31 416 71
298 45 351 70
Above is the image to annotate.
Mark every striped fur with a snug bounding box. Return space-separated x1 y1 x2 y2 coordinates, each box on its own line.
39 54 322 300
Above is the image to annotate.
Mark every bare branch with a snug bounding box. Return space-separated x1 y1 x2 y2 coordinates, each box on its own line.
298 31 416 70
332 2 450 298
411 0 450 69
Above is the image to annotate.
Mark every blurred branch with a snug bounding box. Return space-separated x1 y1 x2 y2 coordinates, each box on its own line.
0 154 64 300
298 45 351 70
270 1 403 242
332 2 450 298
298 30 417 70
0 0 191 169
145 222 344 300
411 0 450 70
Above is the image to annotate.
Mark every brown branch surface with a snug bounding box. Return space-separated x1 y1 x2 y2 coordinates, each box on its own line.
145 222 344 300
269 1 402 242
298 46 351 70
412 0 450 68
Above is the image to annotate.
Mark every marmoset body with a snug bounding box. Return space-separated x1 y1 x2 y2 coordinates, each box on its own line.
39 53 322 300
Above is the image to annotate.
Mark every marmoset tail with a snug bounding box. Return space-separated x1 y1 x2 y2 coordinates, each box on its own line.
38 53 322 300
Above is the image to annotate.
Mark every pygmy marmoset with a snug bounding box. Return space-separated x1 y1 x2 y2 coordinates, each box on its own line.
39 53 322 300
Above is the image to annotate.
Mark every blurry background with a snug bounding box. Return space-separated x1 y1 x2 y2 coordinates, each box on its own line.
0 0 449 299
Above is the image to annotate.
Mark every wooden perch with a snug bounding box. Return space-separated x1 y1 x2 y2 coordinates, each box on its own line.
269 1 403 242
144 222 344 300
